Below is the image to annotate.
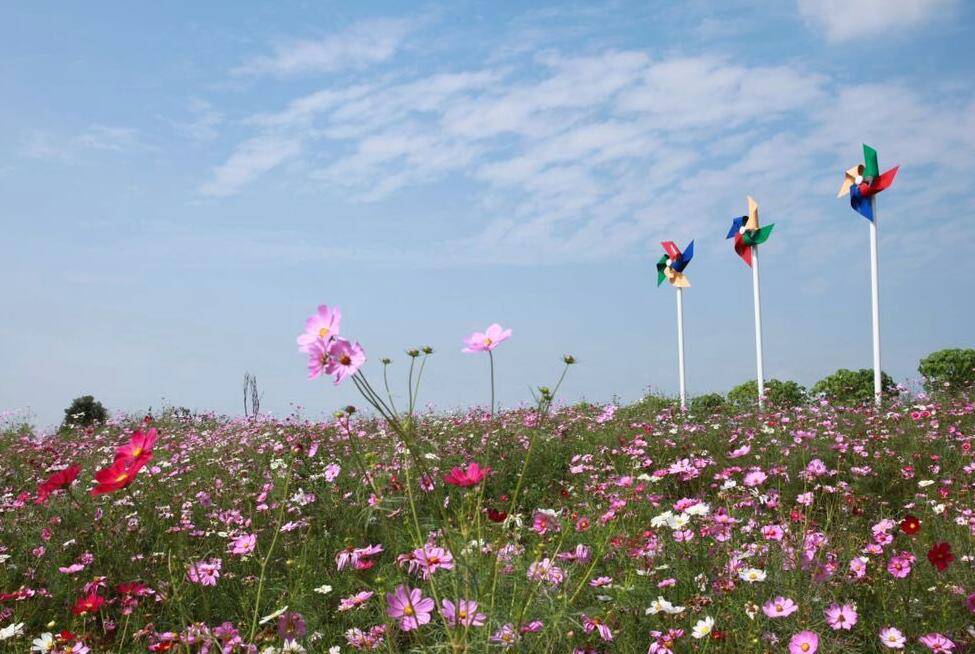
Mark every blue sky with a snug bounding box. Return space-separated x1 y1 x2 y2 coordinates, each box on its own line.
2 0 974 428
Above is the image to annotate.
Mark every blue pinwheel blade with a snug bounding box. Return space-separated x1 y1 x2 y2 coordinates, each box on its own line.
672 240 694 272
726 217 743 239
850 185 874 221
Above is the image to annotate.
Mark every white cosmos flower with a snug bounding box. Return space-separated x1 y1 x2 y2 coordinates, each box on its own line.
685 503 710 516
738 567 767 583
645 596 685 615
313 584 333 595
0 622 24 640
650 511 673 528
31 633 56 653
692 616 715 639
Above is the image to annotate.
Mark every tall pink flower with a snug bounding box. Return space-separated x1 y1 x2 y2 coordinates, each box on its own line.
762 597 798 618
324 338 366 384
789 631 819 654
386 585 434 632
414 544 454 579
441 599 486 627
297 305 341 353
824 603 858 630
443 462 491 487
919 633 955 652
462 324 511 353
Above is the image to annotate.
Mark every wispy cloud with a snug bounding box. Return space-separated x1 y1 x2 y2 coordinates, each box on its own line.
234 18 414 77
197 136 301 197
21 125 147 162
797 0 957 41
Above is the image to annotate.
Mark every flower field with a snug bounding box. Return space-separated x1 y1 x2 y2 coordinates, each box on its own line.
2 310 974 653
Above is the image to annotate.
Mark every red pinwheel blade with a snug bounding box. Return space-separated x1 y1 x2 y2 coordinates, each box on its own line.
734 233 752 267
661 241 682 259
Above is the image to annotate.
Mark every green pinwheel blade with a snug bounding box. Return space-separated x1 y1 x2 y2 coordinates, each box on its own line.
863 144 880 179
742 224 774 246
656 255 668 286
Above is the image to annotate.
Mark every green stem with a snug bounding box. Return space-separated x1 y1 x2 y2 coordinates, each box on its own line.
247 462 293 643
489 350 496 417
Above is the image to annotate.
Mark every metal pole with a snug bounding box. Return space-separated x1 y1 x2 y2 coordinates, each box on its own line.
869 196 882 407
752 244 766 410
676 287 686 410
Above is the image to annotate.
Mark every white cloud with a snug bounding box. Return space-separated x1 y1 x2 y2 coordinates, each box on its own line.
197 136 301 197
235 18 413 77
797 0 956 41
21 125 146 162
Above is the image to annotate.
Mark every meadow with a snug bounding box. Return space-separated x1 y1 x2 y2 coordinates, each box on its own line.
1 310 974 653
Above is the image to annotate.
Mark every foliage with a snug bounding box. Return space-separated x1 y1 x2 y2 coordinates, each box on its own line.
918 348 975 396
810 368 895 405
727 378 807 408
61 394 108 429
688 392 725 414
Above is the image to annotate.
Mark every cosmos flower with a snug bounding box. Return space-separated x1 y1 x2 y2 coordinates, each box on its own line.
324 338 366 385
824 603 858 630
927 542 954 572
581 615 612 641
297 304 342 353
386 586 434 632
441 599 486 627
918 633 955 652
788 630 819 654
763 597 798 618
462 323 511 353
879 627 906 649
443 462 491 487
35 465 81 504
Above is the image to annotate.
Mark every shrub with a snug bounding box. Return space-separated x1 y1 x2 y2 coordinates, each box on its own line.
918 348 975 396
727 379 807 408
810 368 895 405
689 392 725 414
62 395 108 429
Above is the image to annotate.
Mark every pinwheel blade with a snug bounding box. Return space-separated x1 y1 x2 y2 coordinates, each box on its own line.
850 184 874 221
656 254 668 286
726 217 744 239
747 195 760 229
743 224 774 246
733 233 752 267
837 164 861 197
676 240 694 270
862 144 880 179
661 240 682 260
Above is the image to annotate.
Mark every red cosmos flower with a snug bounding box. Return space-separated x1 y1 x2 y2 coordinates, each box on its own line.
35 465 81 504
486 508 508 523
443 462 491 487
72 592 105 615
90 453 152 496
900 515 921 536
927 542 955 572
115 428 158 462
116 581 150 595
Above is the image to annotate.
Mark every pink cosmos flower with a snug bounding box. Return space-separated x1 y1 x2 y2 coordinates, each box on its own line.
338 591 374 611
462 323 511 353
441 599 486 627
919 633 955 652
490 624 520 647
306 339 331 380
966 592 975 613
414 544 454 579
762 525 785 541
443 462 491 487
582 615 613 642
297 304 341 353
763 597 798 618
336 544 383 571
887 552 915 578
789 630 819 654
115 428 158 462
879 626 906 649
229 533 256 556
526 558 564 586
386 585 434 632
186 558 221 586
825 603 858 630
324 338 366 384
743 470 767 487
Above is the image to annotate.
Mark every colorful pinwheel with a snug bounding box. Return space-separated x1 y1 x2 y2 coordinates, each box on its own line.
726 195 773 267
656 240 694 288
837 144 899 221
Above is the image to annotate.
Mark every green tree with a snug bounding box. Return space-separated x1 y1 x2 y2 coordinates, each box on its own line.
918 348 975 396
727 379 807 408
62 395 108 429
810 368 895 405
689 393 725 414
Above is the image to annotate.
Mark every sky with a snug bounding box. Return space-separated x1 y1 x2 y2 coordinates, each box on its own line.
2 0 975 429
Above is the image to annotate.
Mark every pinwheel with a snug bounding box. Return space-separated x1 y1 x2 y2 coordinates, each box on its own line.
726 195 773 408
836 144 899 406
655 239 695 410
656 240 694 288
726 196 773 267
837 144 899 222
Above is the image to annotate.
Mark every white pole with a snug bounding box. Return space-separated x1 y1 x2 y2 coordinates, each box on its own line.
869 196 882 408
752 244 766 410
676 287 686 411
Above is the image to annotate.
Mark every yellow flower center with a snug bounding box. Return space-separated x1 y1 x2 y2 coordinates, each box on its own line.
776 604 783 611
340 355 351 365
115 472 130 483
483 338 492 346
458 609 467 618
319 327 330 338
132 447 143 457
801 644 810 652
403 604 414 616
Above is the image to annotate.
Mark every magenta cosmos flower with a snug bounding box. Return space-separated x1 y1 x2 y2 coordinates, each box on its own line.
297 304 341 353
443 462 491 487
441 599 486 627
387 585 434 631
462 323 511 353
825 603 858 631
789 631 819 654
918 633 955 652
308 337 365 384
762 596 798 618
